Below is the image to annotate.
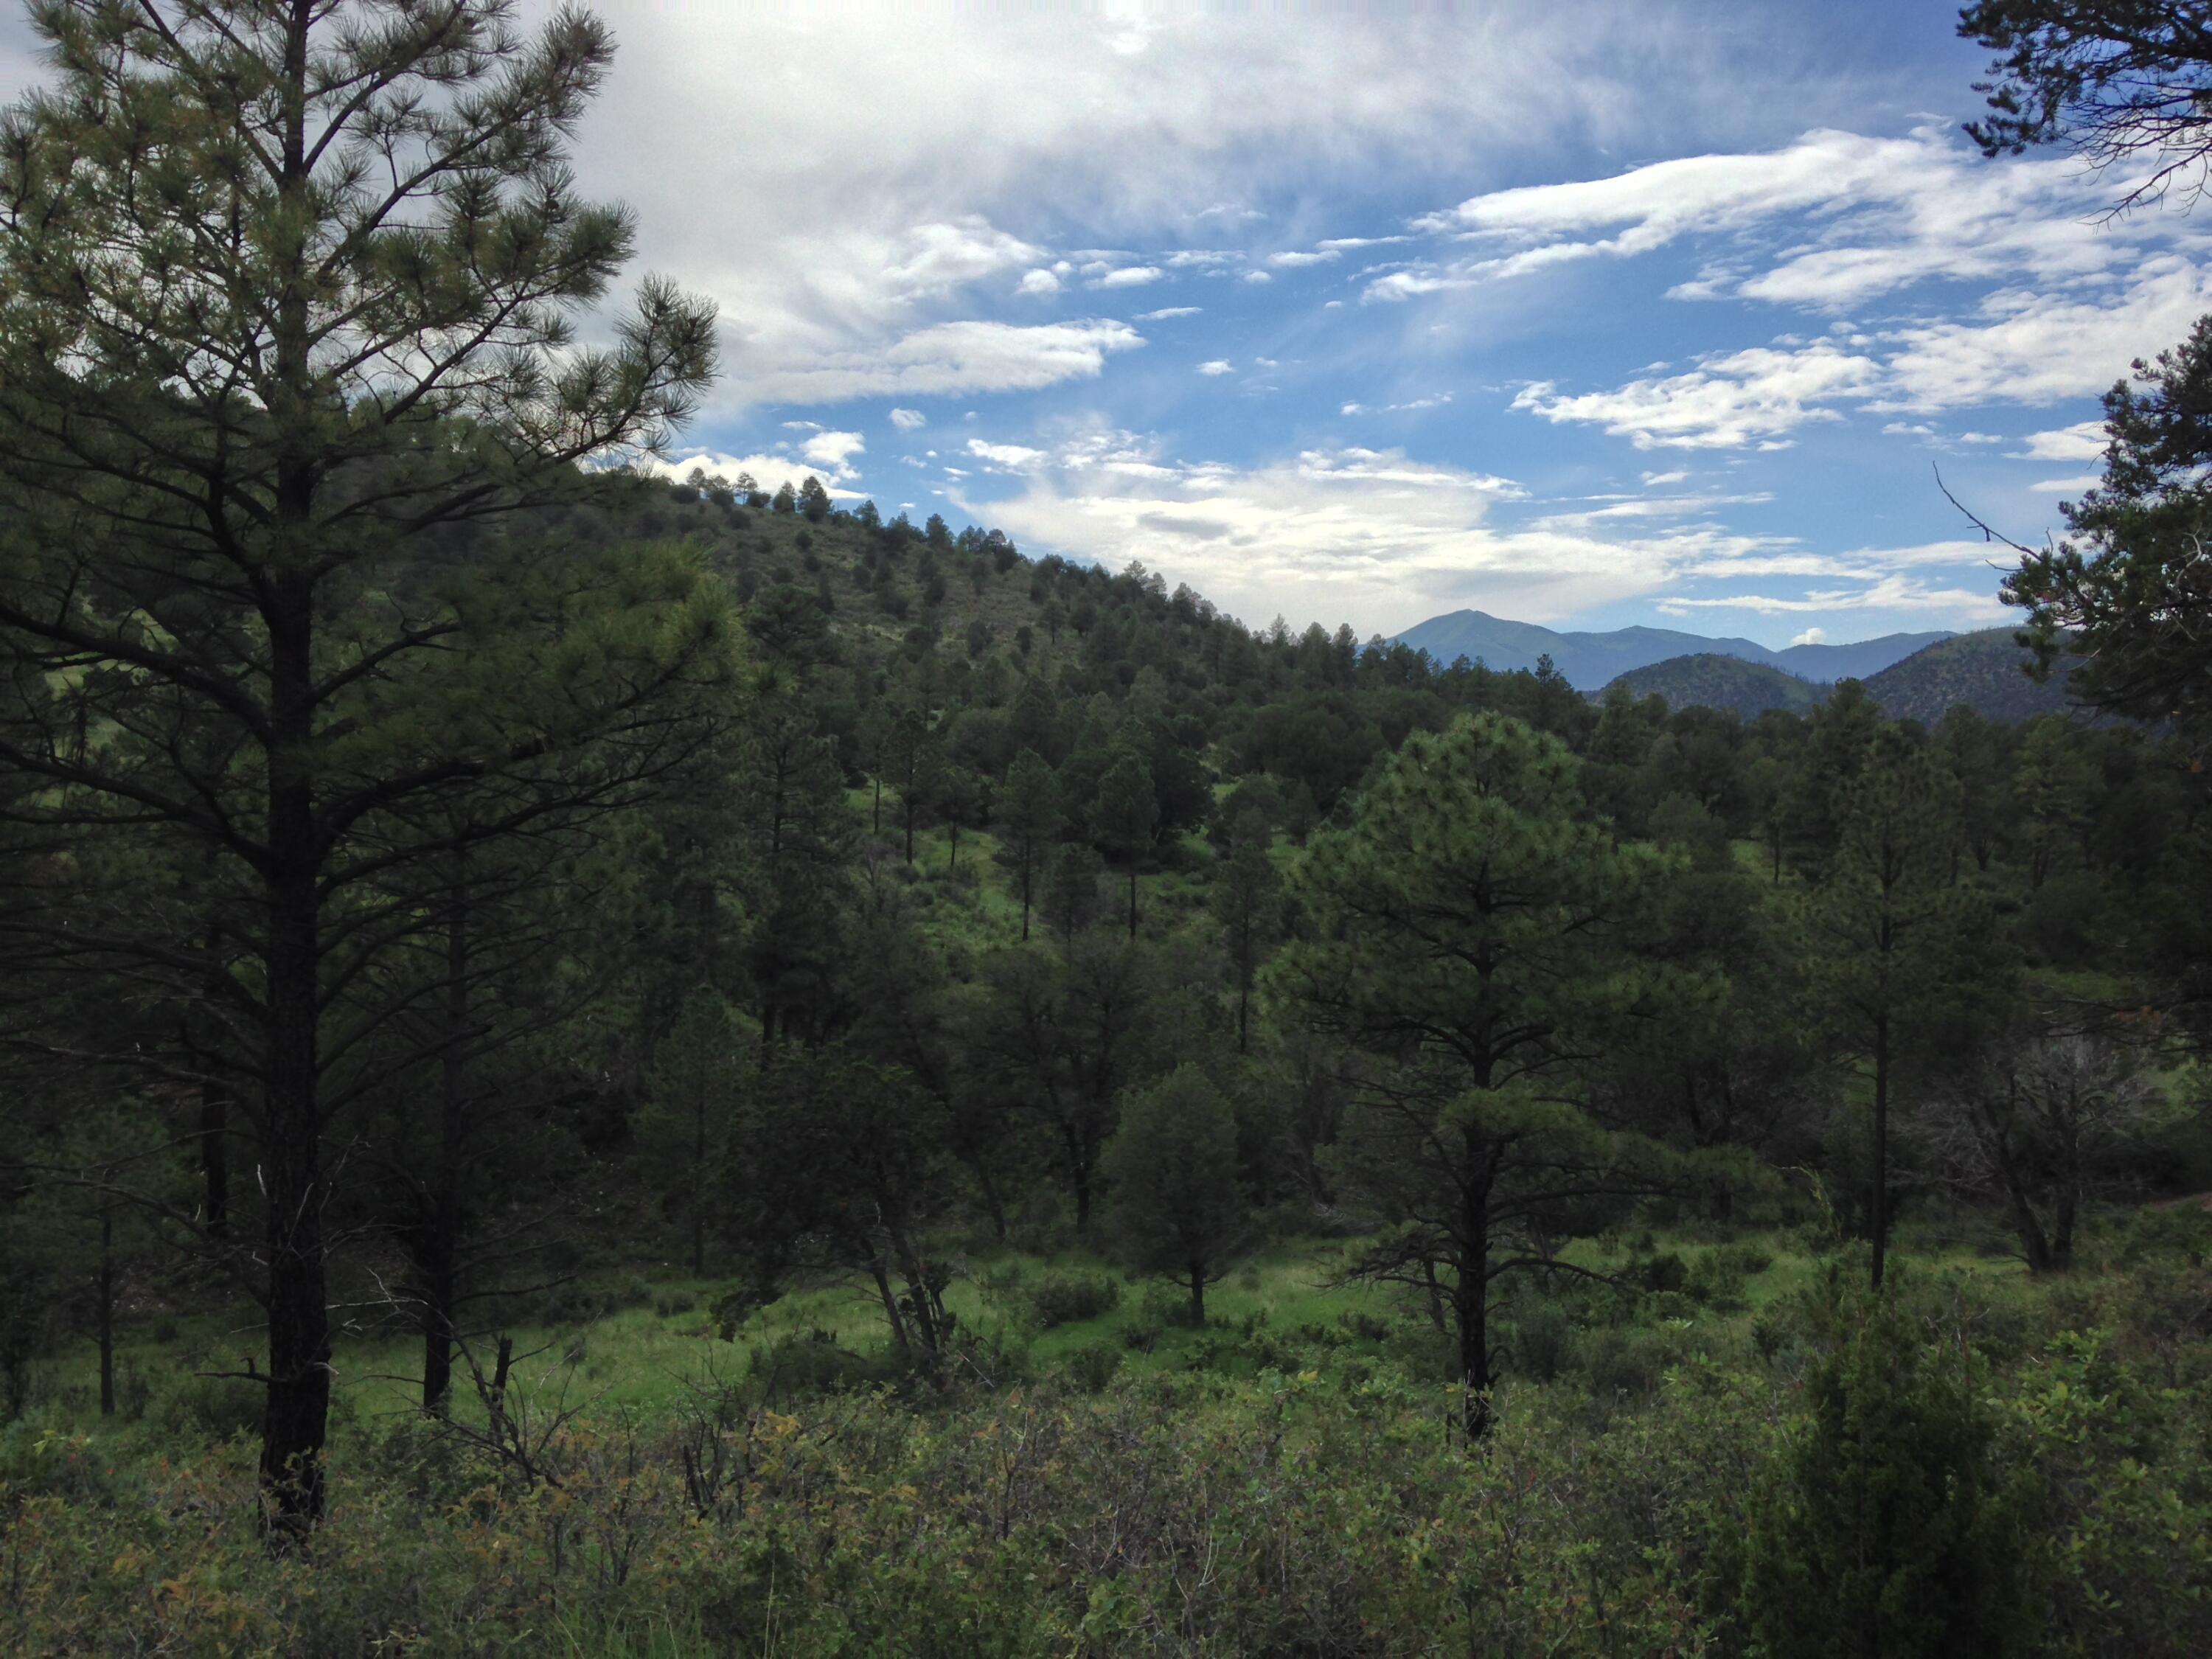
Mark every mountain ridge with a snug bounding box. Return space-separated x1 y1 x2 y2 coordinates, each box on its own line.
1391 607 1951 690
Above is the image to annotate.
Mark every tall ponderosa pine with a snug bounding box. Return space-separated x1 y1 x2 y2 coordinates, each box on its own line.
1798 742 2000 1289
995 748 1063 941
1271 712 1700 1439
641 987 748 1278
0 0 722 1534
1211 824 1282 1054
1092 748 1157 940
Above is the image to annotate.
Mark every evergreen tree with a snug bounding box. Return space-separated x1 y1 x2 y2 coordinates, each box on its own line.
1211 824 1283 1054
1271 713 1698 1438
0 0 722 1534
641 989 748 1278
1102 1066 1245 1325
1799 742 2001 1288
1739 1272 2039 1659
1092 748 1158 939
996 750 1065 940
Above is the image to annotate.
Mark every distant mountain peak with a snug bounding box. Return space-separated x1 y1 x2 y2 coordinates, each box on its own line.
1389 609 1951 690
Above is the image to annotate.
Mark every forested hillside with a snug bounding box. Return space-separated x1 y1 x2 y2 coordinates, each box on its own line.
2 3 2211 1656
1863 627 2088 725
1598 652 1824 717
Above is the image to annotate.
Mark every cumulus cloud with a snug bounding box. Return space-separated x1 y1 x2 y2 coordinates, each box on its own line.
1017 268 1062 295
647 451 864 498
1270 248 1341 268
1791 625 1826 646
800 429 866 469
1197 360 1235 376
539 1 1784 411
1093 265 1165 288
966 430 1725 631
2012 420 2107 462
889 408 928 431
1137 306 1202 321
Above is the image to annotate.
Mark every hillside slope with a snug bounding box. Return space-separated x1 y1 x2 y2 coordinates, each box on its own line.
1599 654 1824 718
1861 629 2084 724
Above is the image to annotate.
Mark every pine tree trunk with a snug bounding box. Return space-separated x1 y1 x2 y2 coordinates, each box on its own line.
97 1204 115 1418
260 559 333 1543
198 1083 230 1239
1870 1011 1890 1291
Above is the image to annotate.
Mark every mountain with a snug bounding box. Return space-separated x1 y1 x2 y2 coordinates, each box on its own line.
1599 654 1825 719
1391 608 1950 690
1774 633 1958 682
1860 629 2085 725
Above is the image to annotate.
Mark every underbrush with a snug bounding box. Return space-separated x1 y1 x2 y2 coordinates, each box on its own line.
4 1231 2208 1657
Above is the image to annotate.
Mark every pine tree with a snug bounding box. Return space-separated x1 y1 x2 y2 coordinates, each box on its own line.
1270 712 1700 1439
1798 741 2003 1288
1102 1066 1245 1324
996 750 1065 940
0 0 721 1535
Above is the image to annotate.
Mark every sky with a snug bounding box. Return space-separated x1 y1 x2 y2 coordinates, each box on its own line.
4 1 2202 647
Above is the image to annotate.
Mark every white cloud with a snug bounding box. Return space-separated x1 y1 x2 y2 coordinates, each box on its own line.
2029 474 2101 494
889 407 928 431
745 319 1144 403
1663 574 2009 619
800 429 866 469
1342 392 1455 415
1641 470 1687 485
1791 625 1826 646
967 430 1714 632
1270 249 1341 268
647 451 864 498
1516 254 2212 450
1514 341 1879 449
1197 359 1235 376
1242 269 1274 284
1017 268 1062 295
1093 265 1165 288
1395 127 2199 310
967 438 1049 470
1136 305 1202 321
1874 260 2212 412
2011 420 2107 462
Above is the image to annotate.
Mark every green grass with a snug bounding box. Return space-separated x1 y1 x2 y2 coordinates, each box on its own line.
29 1210 2064 1459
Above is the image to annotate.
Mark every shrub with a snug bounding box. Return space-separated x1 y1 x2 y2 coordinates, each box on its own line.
1506 1301 1574 1383
655 1289 699 1318
1737 1278 2039 1659
743 1331 891 1401
1062 1341 1123 1394
1028 1270 1121 1330
148 1368 263 1444
1632 1250 1688 1294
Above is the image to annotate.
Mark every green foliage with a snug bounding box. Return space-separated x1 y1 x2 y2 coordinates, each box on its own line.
1102 1065 1247 1322
1739 1273 2041 1659
1026 1270 1123 1329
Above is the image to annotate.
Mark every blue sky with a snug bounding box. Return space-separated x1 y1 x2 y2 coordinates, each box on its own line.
7 1 2199 647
